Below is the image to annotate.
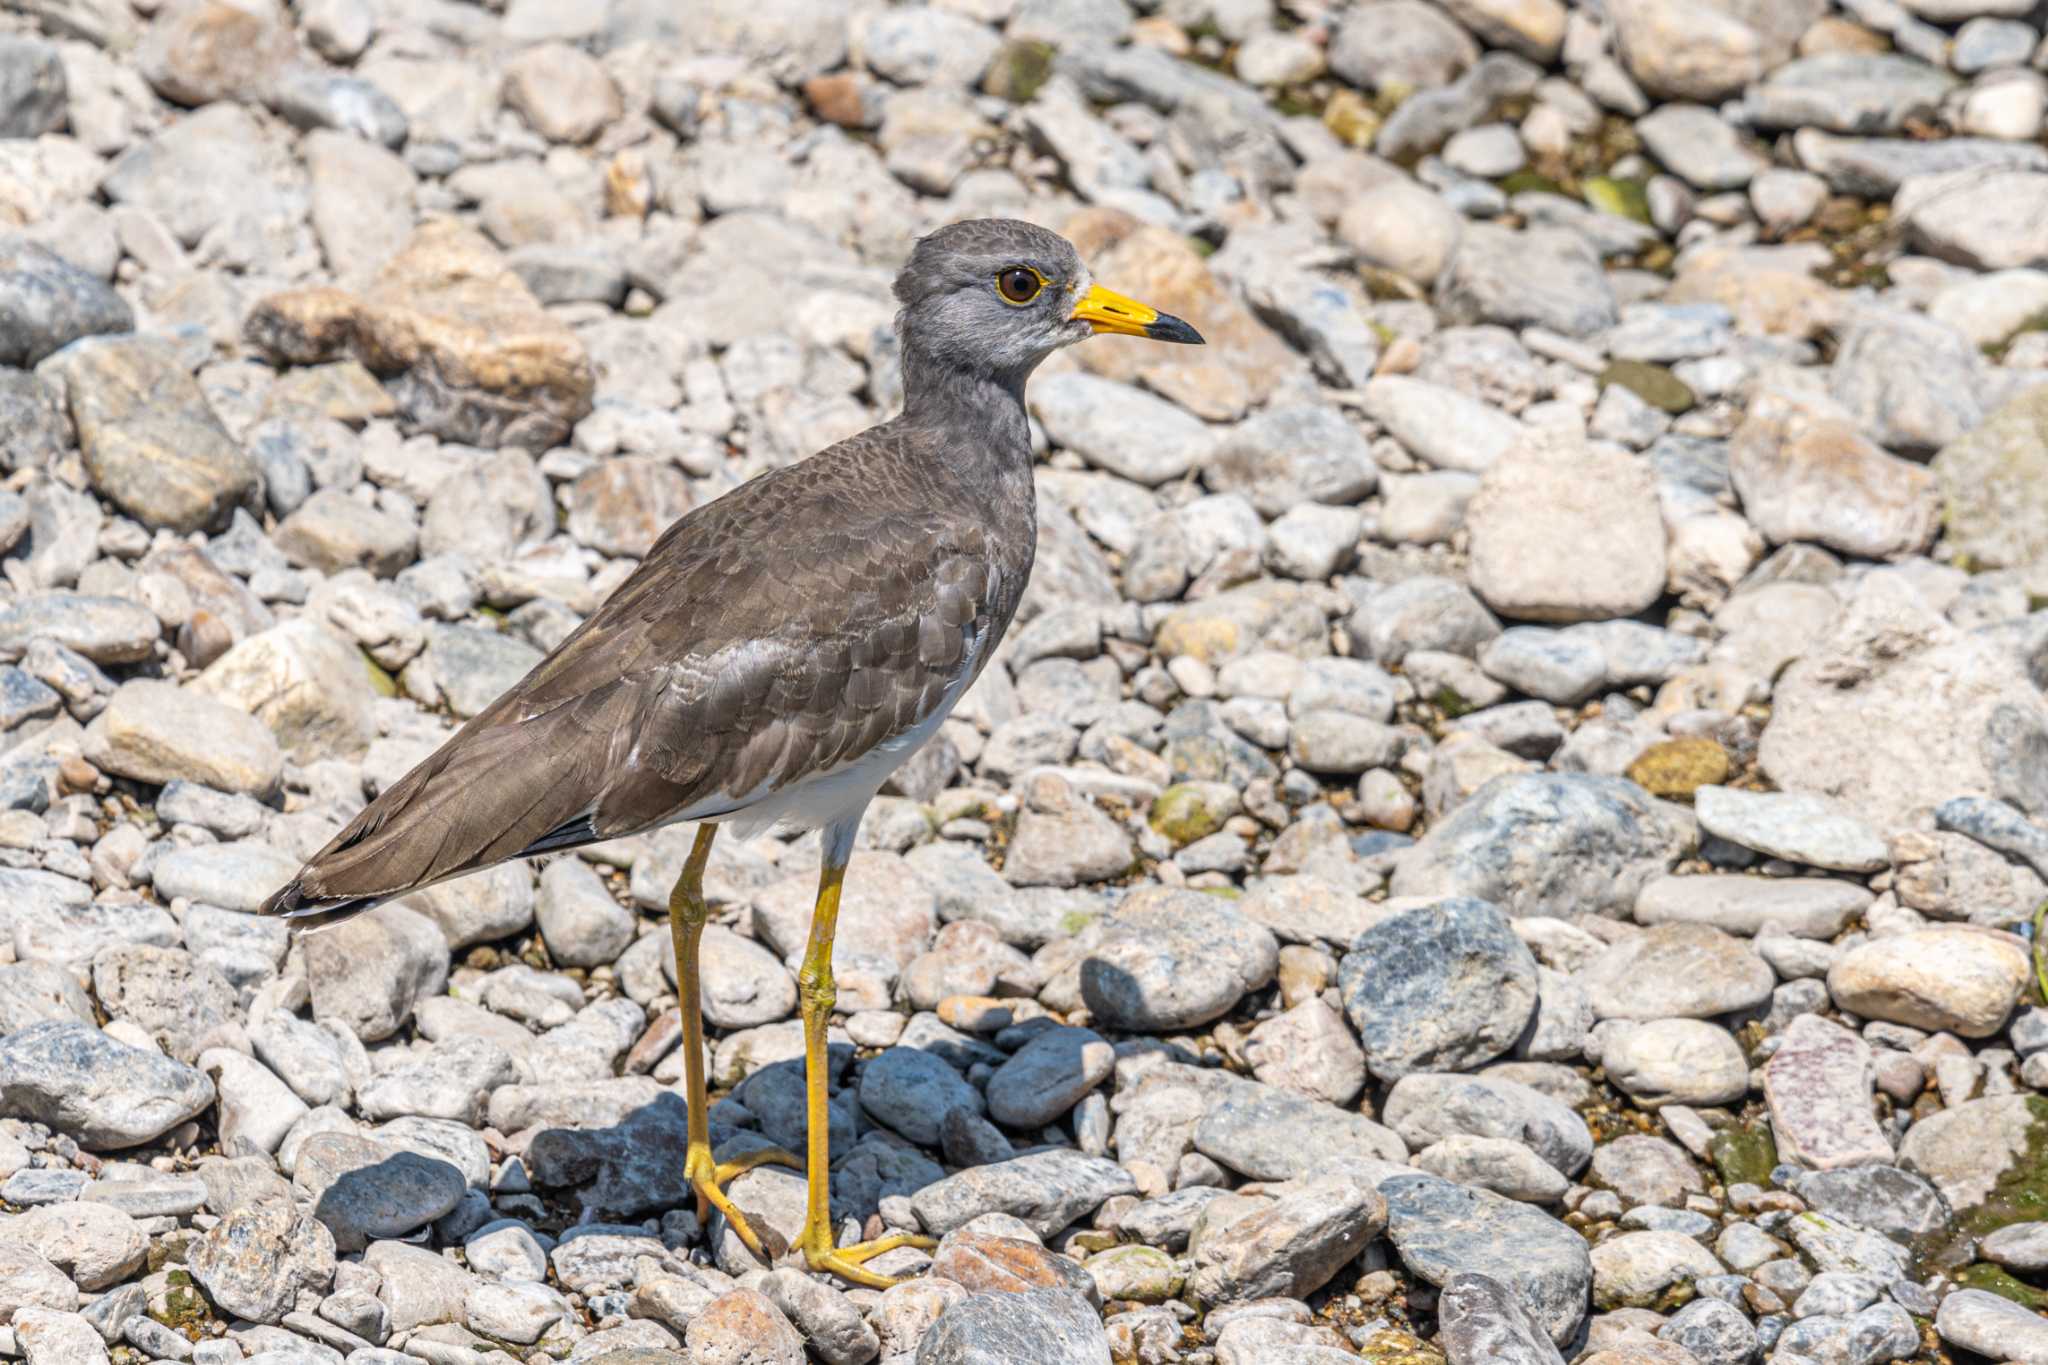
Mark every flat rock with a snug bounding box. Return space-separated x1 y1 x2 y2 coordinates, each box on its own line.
1186 1173 1386 1305
1577 924 1774 1021
1381 1174 1592 1345
914 1287 1111 1365
0 593 160 665
1633 875 1867 939
292 1131 467 1253
1381 1073 1591 1177
1467 426 1666 623
1764 1014 1891 1171
1391 773 1685 920
1193 1079 1407 1180
0 1020 213 1150
1693 785 1888 873
910 1150 1137 1239
1934 383 2048 572
1338 897 1538 1081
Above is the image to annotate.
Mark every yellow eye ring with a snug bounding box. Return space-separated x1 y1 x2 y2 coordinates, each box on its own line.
996 267 1045 304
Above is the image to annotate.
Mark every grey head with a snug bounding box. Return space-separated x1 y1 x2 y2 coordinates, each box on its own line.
892 218 1203 392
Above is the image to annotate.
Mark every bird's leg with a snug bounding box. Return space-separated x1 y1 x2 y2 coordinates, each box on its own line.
667 824 797 1258
797 831 936 1287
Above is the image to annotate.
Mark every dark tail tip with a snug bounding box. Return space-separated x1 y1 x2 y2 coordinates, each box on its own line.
260 878 381 932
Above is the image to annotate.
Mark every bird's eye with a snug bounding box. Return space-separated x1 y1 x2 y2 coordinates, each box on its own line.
996 268 1043 304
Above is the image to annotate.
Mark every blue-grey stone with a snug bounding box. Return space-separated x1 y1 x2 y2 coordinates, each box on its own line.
1339 897 1538 1082
1381 1174 1592 1346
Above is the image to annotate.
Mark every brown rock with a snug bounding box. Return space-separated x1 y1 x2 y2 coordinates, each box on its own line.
804 72 884 129
47 335 260 534
355 221 595 451
244 287 360 366
136 0 298 107
1061 207 1305 421
563 456 692 558
684 1288 805 1365
263 359 397 427
930 1231 1100 1303
1625 738 1730 800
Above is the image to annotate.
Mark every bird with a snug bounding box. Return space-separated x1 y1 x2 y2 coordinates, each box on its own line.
260 217 1203 1287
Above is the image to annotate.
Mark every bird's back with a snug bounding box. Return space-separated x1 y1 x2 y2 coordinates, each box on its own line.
264 418 1035 925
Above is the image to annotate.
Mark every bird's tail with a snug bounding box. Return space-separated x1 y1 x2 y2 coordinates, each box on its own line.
259 878 384 932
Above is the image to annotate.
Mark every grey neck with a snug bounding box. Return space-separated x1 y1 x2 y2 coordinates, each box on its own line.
899 335 1036 482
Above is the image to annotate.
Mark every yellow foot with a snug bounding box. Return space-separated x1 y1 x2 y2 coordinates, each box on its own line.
686 1143 801 1258
803 1233 938 1289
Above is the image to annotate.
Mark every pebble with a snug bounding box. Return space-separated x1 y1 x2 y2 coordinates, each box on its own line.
0 1021 214 1150
1077 889 1277 1031
1692 786 1888 874
1382 1174 1593 1346
1602 1019 1749 1108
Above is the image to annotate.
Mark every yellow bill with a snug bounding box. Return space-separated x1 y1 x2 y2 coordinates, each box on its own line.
1070 283 1205 344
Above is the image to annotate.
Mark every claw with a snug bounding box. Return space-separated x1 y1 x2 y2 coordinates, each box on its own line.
688 1141 801 1260
803 1232 937 1289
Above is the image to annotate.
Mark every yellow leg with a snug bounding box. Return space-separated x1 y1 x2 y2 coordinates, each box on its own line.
796 847 935 1287
668 824 798 1258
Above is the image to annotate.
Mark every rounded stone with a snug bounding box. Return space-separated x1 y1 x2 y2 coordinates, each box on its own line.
1078 888 1278 1032
1602 1019 1749 1108
1827 928 2030 1038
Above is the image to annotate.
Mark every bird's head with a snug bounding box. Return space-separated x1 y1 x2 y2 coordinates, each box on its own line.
892 218 1203 388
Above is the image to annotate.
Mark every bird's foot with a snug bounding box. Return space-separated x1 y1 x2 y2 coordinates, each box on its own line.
686 1142 800 1259
802 1232 938 1289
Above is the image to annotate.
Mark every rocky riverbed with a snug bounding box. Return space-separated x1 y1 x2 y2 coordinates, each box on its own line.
7 0 2048 1363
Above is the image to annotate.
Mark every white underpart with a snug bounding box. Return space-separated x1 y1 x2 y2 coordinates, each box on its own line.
682 617 992 842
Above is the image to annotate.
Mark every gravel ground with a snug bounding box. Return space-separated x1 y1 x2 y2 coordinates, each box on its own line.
5 1 2048 1363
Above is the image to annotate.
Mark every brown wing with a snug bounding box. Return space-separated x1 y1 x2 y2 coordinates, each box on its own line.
264 424 1027 919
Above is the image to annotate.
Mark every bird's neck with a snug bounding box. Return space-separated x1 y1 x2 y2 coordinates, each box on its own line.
899 340 1035 482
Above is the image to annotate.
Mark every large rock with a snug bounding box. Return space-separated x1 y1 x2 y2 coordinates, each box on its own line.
303 902 452 1042
42 334 259 534
1765 1014 1892 1171
0 1021 214 1149
1381 1174 1592 1345
83 679 284 798
1900 1094 2048 1235
1338 898 1539 1082
1728 389 1938 559
1437 224 1617 339
914 1288 1111 1365
1466 427 1666 624
0 593 160 664
274 221 596 451
1077 888 1277 1031
88 945 240 1064
1193 1079 1407 1180
1934 384 2048 571
1827 927 2030 1039
193 618 374 762
1186 1173 1387 1305
1382 1073 1592 1177
1390 773 1685 919
1759 570 2048 830
1577 924 1774 1021
0 236 132 368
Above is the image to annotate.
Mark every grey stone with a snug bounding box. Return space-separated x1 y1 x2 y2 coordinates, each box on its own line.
0 594 161 665
1693 786 1887 874
0 237 131 369
1634 875 1867 939
1338 897 1538 1082
909 1150 1137 1239
1205 405 1376 517
0 1020 214 1150
1936 1288 2048 1365
1390 773 1684 919
88 944 240 1063
1193 1078 1406 1180
1382 1073 1591 1177
914 1288 1109 1365
1577 923 1773 1021
1029 374 1213 487
859 1046 982 1148
1437 1271 1566 1365
293 1131 467 1253
1438 224 1617 338
1382 1174 1591 1345
1750 53 1958 136
0 39 66 139
1077 888 1276 1031
1186 1173 1386 1305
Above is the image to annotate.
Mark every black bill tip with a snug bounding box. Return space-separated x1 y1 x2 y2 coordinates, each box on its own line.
1144 312 1204 345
